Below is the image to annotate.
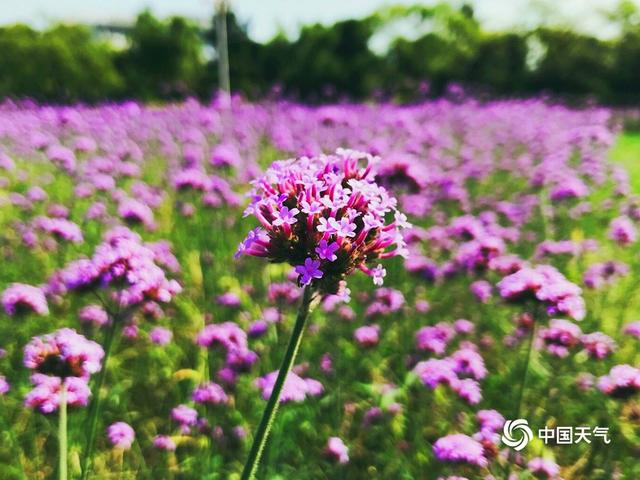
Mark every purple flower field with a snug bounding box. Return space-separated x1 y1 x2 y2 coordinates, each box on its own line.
0 96 639 479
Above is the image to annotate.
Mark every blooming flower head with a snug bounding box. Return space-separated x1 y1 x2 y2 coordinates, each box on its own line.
415 323 455 355
79 304 109 327
354 324 380 347
583 261 629 289
171 404 199 433
598 364 640 398
537 319 582 358
0 376 10 395
497 265 585 320
56 227 182 308
153 435 176 451
149 327 173 346
24 328 104 379
196 322 257 369
237 149 409 294
254 370 323 403
623 321 640 338
432 433 487 468
25 374 91 413
107 422 135 450
609 216 636 246
34 216 83 244
326 437 349 464
581 332 616 359
192 382 228 405
527 457 560 479
2 283 49 316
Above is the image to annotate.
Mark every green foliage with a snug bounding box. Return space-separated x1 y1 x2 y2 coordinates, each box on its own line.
0 3 639 103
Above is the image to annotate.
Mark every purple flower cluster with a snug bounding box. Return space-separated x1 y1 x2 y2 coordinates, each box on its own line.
497 265 585 320
2 283 49 316
237 149 409 293
598 364 640 398
24 328 104 379
107 422 136 449
432 433 488 468
413 346 486 405
56 227 181 307
326 436 349 464
537 319 582 358
196 322 257 373
254 370 323 403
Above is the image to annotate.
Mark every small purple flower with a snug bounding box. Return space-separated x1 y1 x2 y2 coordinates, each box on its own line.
2 283 49 316
432 433 487 468
326 437 349 464
171 404 199 433
272 207 299 227
315 240 339 261
598 364 640 398
0 376 10 395
527 457 560 479
25 375 91 413
609 216 636 246
107 422 135 450
623 321 640 338
354 324 380 347
248 320 269 338
581 332 616 359
153 435 176 451
24 328 104 379
149 327 172 346
78 305 109 327
255 370 323 403
470 280 492 303
192 382 228 405
294 258 323 286
537 319 582 358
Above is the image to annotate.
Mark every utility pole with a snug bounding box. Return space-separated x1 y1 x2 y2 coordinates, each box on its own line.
215 0 231 105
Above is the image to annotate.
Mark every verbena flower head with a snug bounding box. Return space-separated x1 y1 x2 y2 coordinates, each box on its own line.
107 422 136 449
0 376 9 395
432 433 488 468
537 319 582 358
24 328 104 379
581 332 616 359
153 435 176 451
2 283 49 316
255 370 323 403
326 437 349 464
237 149 410 294
192 382 228 405
598 364 640 398
496 265 585 320
25 374 91 413
527 457 561 479
56 227 181 308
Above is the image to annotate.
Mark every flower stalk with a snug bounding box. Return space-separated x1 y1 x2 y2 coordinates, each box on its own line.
59 382 68 480
241 285 315 480
80 314 119 480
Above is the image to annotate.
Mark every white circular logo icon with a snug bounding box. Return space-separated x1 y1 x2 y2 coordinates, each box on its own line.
501 419 533 451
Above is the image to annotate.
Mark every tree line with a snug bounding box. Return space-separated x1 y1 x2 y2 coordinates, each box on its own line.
0 3 639 104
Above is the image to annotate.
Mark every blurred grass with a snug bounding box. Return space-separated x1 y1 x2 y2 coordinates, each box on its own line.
611 132 640 192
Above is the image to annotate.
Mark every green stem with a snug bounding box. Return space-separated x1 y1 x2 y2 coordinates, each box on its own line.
59 382 68 480
512 318 536 421
241 285 314 480
80 315 119 480
507 311 537 476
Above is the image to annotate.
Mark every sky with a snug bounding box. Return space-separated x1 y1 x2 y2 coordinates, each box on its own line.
0 0 636 40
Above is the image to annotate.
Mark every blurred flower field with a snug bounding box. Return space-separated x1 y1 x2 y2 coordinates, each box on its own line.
0 97 639 479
